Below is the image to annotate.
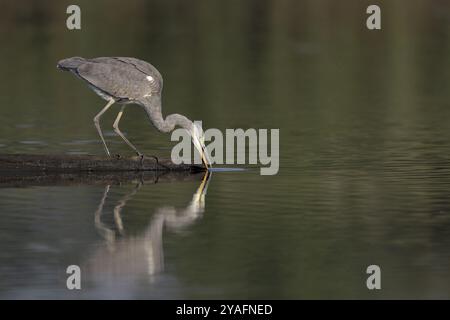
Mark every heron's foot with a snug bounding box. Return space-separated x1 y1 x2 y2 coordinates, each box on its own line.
135 153 169 171
136 153 145 166
147 155 159 171
136 152 156 169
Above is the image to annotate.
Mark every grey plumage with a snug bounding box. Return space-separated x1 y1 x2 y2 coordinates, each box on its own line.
57 56 210 168
58 57 163 102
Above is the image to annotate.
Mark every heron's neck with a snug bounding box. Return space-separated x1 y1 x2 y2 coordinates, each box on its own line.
141 95 193 133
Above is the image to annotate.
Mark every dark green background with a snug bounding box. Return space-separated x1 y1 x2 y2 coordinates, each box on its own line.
0 0 450 298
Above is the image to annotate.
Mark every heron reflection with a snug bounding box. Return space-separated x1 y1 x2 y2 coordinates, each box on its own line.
87 171 211 281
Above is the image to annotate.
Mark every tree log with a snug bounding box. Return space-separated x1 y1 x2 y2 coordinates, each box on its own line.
0 154 204 173
0 154 205 187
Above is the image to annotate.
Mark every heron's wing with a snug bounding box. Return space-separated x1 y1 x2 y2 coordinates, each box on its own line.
114 58 163 81
76 60 159 100
91 57 163 91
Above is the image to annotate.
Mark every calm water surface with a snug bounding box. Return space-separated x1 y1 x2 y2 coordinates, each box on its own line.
1 0 450 298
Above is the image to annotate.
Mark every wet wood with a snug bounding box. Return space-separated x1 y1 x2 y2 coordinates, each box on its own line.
0 154 205 187
0 154 203 173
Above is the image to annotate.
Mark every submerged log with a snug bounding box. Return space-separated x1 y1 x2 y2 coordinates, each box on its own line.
0 154 204 173
0 154 205 187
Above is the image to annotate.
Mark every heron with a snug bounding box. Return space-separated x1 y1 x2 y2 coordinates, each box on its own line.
57 56 210 169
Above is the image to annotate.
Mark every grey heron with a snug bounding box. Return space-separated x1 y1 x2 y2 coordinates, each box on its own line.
57 56 210 168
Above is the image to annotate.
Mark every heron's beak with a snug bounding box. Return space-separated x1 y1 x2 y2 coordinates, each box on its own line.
200 144 211 169
192 125 212 170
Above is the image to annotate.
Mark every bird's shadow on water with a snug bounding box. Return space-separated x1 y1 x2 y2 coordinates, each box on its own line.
83 170 212 288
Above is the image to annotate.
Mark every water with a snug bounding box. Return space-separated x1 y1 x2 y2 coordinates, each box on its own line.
1 0 450 299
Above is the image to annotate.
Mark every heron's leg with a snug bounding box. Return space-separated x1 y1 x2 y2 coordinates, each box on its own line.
113 105 143 156
112 106 163 170
94 98 115 157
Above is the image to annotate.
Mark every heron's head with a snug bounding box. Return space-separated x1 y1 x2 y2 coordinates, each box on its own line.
191 122 211 169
